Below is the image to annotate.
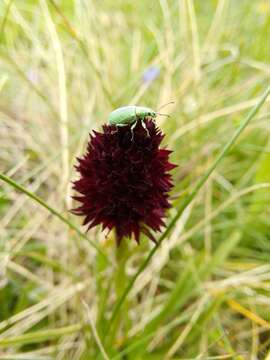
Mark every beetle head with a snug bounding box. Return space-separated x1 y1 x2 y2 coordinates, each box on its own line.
148 111 157 118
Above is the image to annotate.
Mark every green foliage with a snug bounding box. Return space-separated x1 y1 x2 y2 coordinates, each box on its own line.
1 0 270 358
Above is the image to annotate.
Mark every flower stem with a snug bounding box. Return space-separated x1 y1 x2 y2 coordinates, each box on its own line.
111 239 130 343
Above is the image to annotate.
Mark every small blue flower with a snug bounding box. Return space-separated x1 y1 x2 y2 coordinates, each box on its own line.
142 66 160 84
27 69 39 85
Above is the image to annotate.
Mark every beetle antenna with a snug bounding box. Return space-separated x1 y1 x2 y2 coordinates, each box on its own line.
157 101 174 111
156 112 170 117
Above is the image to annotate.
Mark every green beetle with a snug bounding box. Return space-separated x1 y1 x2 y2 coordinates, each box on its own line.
108 105 156 138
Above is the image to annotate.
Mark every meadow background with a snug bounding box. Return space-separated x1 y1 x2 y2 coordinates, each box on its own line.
1 0 270 359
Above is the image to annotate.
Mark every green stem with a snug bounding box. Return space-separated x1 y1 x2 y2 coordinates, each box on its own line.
109 239 130 345
115 241 128 298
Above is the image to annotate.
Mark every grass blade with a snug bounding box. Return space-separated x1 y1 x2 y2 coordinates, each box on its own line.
0 323 82 347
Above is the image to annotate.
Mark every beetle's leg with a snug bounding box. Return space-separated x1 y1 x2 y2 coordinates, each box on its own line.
130 121 137 141
141 119 150 137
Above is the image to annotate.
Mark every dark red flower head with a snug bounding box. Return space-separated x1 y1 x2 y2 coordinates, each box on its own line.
72 119 176 245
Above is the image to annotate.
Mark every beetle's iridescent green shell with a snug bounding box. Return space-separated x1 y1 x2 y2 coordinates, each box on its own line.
108 105 156 126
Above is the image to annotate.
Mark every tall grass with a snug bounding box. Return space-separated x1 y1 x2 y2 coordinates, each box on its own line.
1 1 270 359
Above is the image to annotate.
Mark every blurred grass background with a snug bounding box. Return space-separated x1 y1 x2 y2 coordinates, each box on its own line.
1 0 270 359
